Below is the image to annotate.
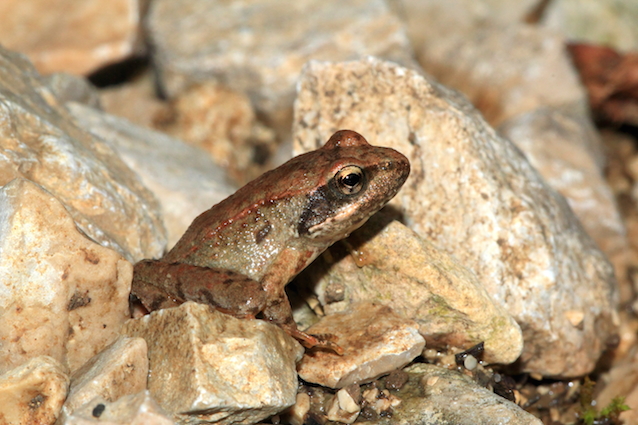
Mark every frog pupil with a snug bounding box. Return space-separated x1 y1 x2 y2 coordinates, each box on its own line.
341 173 360 187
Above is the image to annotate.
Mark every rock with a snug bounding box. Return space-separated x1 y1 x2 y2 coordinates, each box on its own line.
297 303 425 389
0 356 69 425
62 391 174 425
370 363 543 425
293 57 618 377
0 45 166 262
325 388 361 424
121 302 304 424
147 0 414 137
542 0 638 52
67 102 235 249
153 82 277 184
59 337 148 420
43 73 101 108
415 24 588 127
597 356 638 425
0 179 132 374
99 71 169 131
0 0 143 75
297 215 523 365
499 107 629 297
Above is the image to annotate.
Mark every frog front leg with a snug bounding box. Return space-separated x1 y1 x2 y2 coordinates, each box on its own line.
131 260 267 318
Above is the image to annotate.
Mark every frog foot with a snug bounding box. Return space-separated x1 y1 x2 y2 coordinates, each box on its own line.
289 328 344 355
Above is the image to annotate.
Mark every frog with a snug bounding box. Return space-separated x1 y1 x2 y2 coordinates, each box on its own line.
131 129 410 352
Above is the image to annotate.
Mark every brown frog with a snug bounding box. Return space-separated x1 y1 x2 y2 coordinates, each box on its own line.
131 130 410 352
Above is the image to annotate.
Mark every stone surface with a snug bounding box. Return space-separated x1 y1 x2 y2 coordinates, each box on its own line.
500 107 629 294
122 302 304 424
43 73 101 108
298 215 523 365
147 0 414 137
597 352 638 424
60 337 148 419
293 57 618 377
297 303 425 389
415 24 588 127
369 363 543 425
153 82 277 184
67 102 235 249
0 356 69 425
542 0 638 52
0 179 132 374
0 45 166 262
62 391 174 425
0 0 143 75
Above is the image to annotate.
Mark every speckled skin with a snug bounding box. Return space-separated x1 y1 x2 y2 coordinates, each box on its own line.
132 130 410 350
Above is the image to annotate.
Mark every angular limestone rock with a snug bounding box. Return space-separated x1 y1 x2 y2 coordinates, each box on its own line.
60 337 149 419
62 391 174 425
0 0 143 75
122 302 304 424
371 363 543 425
0 179 132 374
297 303 425 389
0 356 69 425
0 45 166 262
147 0 413 135
299 215 522 365
293 57 618 377
67 102 235 249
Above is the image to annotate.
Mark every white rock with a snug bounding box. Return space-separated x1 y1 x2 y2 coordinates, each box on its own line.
0 179 132 374
297 303 425 389
122 302 304 424
67 102 235 249
0 356 69 425
293 57 618 377
0 45 166 262
60 337 149 420
62 391 175 425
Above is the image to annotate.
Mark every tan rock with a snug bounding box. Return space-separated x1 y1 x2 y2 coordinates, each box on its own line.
154 82 277 184
62 391 174 425
0 45 166 262
293 57 618 377
0 356 69 425
542 0 638 52
415 24 587 127
0 179 132 374
60 337 148 419
325 388 361 424
122 302 304 424
500 107 629 296
147 0 414 137
43 73 101 108
297 303 425 389
298 215 522 365
67 102 235 249
0 0 143 75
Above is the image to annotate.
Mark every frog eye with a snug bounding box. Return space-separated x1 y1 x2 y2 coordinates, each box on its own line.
335 165 364 195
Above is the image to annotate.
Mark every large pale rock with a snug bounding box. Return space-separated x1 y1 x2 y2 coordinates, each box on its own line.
297 303 425 389
147 0 413 136
298 215 523 365
60 337 149 419
369 363 543 425
415 24 587 127
293 57 618 377
542 0 638 52
0 0 143 75
0 45 166 262
0 356 69 425
0 179 132 374
122 302 304 424
67 102 235 249
500 107 629 296
62 391 174 425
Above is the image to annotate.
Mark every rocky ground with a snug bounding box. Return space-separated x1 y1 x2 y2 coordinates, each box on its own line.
1 0 638 424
